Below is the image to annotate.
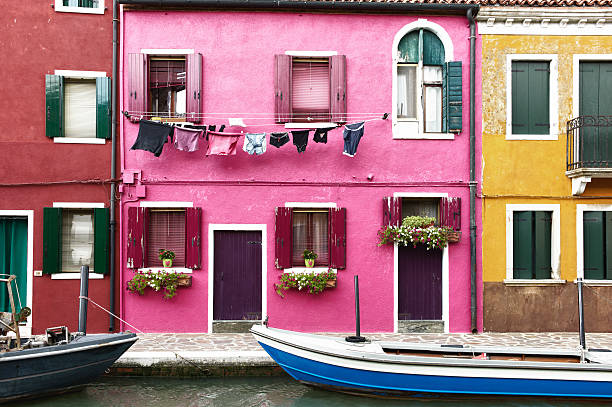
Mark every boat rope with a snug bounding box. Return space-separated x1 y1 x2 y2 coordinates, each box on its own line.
79 295 211 375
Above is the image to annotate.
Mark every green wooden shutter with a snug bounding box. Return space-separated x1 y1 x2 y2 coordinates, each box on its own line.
534 211 552 279
584 211 605 280
45 74 64 139
422 30 445 66
93 208 109 274
513 211 533 279
511 61 529 135
397 30 419 63
96 77 111 139
42 208 62 274
528 62 550 135
605 212 612 280
442 63 447 132
445 61 462 133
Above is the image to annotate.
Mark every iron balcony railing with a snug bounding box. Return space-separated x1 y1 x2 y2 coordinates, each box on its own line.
567 115 612 171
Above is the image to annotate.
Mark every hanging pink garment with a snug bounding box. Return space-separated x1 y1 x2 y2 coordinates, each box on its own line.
174 127 202 152
206 131 242 156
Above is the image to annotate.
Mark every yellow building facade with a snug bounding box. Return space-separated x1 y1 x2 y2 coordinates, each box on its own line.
477 7 612 331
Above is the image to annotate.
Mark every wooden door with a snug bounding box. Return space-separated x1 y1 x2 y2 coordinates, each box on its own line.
213 231 262 321
398 245 442 320
580 62 612 165
0 217 28 313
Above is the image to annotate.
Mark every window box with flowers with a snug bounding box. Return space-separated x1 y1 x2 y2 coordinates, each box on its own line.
126 269 192 299
378 216 459 250
274 268 337 298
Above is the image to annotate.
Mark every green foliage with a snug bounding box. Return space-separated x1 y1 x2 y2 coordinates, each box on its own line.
378 216 453 250
302 249 318 260
126 269 185 299
275 269 336 298
158 249 176 261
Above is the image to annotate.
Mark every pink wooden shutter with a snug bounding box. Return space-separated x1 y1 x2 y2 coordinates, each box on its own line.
330 55 347 123
275 207 292 269
128 53 147 122
126 206 145 269
439 197 461 230
186 53 203 123
383 197 402 227
185 207 202 269
274 54 292 123
329 207 347 269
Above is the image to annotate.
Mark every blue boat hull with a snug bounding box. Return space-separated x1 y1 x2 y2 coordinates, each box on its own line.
260 342 612 399
0 333 137 403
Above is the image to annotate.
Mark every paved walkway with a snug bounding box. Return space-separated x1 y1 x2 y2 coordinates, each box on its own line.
112 329 612 376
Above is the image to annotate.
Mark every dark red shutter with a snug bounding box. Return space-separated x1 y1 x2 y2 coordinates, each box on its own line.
330 55 347 123
275 207 292 268
439 197 461 230
383 197 402 227
186 53 203 123
128 53 147 121
329 207 347 269
185 207 202 269
126 206 146 268
274 54 292 123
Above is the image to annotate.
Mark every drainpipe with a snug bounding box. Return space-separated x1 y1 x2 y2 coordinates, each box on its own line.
109 0 119 331
467 8 478 334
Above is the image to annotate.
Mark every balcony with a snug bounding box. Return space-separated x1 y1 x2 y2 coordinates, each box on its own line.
566 115 612 195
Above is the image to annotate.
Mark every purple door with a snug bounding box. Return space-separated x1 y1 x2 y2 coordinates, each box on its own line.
398 245 442 320
213 231 262 320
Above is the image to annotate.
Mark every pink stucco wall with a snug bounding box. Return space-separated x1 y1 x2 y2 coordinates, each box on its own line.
119 9 483 333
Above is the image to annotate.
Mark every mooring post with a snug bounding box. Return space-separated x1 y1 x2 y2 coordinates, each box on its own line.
78 265 89 335
346 275 366 343
577 277 586 350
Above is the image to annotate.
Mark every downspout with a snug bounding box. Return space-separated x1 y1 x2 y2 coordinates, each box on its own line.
467 8 478 334
109 0 118 331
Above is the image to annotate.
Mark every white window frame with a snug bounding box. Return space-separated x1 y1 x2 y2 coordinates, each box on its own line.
137 201 194 274
505 54 558 141
207 224 267 333
392 19 455 140
505 204 563 284
0 210 34 337
50 202 105 280
392 192 450 333
576 204 612 285
54 0 105 15
52 70 107 145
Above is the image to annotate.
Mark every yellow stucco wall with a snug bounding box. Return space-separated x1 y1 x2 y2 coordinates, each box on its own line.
481 35 612 282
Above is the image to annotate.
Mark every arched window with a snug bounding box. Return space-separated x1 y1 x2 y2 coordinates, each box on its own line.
394 25 462 137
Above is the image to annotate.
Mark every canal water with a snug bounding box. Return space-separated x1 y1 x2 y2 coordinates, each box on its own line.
14 377 603 407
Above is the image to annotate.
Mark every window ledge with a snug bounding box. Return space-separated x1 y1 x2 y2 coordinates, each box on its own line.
393 132 456 140
506 133 558 141
283 267 336 274
137 267 193 274
53 138 106 145
503 279 566 286
573 279 612 286
284 122 337 129
51 273 105 280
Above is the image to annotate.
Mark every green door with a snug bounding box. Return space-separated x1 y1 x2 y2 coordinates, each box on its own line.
0 217 28 313
579 62 612 166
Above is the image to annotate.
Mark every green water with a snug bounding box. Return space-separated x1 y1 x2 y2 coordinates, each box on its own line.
13 377 604 407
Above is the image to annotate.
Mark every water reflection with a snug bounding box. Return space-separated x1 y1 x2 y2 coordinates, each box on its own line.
15 377 605 407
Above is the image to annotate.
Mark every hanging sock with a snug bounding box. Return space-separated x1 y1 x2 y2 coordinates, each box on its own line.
243 133 267 155
228 118 247 127
291 130 311 153
130 120 174 157
269 132 289 148
174 127 202 152
313 127 335 144
342 122 365 157
206 131 242 156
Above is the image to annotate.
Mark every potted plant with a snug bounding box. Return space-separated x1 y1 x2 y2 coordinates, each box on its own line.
303 249 317 268
158 249 175 268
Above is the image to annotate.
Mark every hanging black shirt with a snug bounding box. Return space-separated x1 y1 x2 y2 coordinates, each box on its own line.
130 120 174 157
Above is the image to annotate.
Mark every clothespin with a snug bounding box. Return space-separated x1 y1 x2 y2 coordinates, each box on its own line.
382 113 389 120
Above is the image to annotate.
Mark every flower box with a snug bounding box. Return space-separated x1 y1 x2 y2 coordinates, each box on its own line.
177 275 192 288
325 276 337 288
447 231 461 243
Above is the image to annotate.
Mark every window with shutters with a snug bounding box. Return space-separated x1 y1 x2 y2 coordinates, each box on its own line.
393 23 462 139
126 205 202 271
506 55 558 140
127 52 203 123
54 0 105 14
383 196 461 232
274 52 346 126
42 203 109 278
45 70 110 144
505 204 561 282
275 205 346 270
577 205 612 281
